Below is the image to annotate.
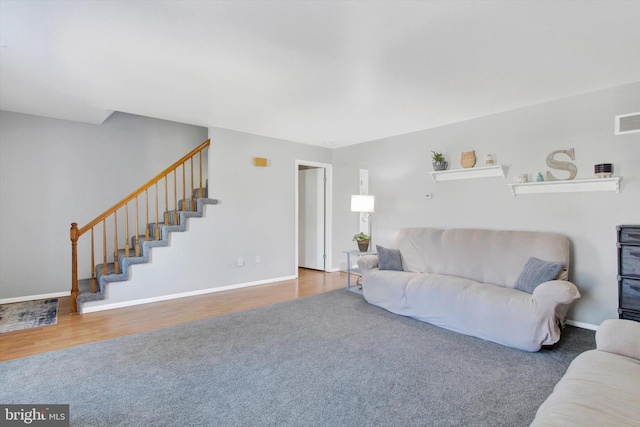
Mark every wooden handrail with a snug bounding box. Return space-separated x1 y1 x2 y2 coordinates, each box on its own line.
77 139 210 237
70 139 210 313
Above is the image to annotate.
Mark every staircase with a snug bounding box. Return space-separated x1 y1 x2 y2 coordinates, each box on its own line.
76 195 219 308
70 139 217 313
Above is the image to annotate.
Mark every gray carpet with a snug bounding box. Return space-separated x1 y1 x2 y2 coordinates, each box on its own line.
0 290 594 426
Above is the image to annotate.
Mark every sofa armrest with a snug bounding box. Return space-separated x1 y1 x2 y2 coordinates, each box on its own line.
596 319 640 361
357 255 378 271
531 280 581 304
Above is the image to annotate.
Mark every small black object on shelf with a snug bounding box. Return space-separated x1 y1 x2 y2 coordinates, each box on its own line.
594 163 613 178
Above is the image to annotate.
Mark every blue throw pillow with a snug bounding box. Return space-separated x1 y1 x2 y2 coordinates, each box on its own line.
376 245 403 271
514 257 563 294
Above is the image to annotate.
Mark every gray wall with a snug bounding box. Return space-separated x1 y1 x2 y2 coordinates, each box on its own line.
2 83 638 326
332 82 640 326
207 127 333 286
0 111 208 300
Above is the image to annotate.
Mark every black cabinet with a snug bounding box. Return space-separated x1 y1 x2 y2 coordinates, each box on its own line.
618 225 640 321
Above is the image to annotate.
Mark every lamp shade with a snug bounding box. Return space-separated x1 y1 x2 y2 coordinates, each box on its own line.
351 195 375 213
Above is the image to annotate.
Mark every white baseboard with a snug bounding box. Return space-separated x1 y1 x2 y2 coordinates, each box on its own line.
0 291 70 305
565 319 599 331
80 275 297 314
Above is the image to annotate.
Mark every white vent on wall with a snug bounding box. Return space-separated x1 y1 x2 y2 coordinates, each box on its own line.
615 112 640 135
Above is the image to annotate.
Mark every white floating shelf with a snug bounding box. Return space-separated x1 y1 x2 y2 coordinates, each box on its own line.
429 165 506 183
508 177 621 196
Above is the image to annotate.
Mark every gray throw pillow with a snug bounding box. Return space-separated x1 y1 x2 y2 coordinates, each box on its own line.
514 257 563 294
376 245 403 271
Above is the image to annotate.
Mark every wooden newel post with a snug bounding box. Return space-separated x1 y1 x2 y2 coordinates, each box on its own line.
70 222 79 314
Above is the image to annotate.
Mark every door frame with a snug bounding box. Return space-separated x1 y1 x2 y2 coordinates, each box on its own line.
294 160 333 276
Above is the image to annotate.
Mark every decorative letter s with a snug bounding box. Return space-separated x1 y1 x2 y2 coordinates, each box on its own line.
546 148 577 181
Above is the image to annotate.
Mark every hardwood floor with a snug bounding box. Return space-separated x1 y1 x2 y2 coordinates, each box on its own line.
0 269 349 362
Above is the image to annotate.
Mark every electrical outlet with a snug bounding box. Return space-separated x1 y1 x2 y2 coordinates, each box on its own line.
425 193 432 200
255 255 261 264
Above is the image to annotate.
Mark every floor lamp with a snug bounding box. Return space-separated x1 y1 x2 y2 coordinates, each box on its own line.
351 195 375 252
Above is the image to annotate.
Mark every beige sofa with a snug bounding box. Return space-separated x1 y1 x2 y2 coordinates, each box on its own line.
531 319 640 426
358 228 581 351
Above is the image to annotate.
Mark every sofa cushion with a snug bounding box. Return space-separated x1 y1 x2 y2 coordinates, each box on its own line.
392 228 570 288
363 270 557 351
596 319 640 360
376 245 403 271
514 257 563 294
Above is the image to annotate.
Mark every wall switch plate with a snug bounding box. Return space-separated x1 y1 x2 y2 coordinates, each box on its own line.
237 257 245 267
425 193 432 200
255 255 261 264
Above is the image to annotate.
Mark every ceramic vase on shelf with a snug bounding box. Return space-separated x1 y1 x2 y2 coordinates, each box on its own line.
433 161 448 171
461 151 476 168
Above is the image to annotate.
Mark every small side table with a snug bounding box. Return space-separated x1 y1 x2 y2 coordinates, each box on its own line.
344 250 377 292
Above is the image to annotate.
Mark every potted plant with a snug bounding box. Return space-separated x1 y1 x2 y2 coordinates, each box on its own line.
353 232 371 252
431 150 448 171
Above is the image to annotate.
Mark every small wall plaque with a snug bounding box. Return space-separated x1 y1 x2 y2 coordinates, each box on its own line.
253 157 268 167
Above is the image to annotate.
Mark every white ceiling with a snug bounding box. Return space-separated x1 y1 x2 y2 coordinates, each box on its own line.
1 1 639 147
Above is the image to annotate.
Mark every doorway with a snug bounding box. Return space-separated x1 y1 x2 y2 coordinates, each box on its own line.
295 161 333 274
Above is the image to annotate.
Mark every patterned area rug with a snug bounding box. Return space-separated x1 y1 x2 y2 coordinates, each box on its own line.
0 299 59 333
